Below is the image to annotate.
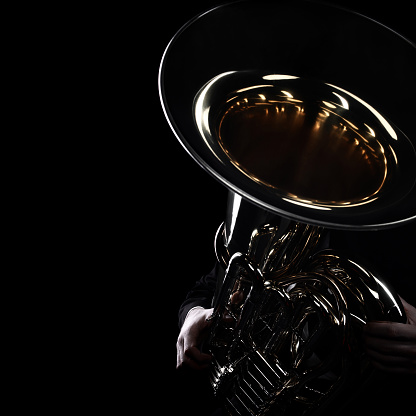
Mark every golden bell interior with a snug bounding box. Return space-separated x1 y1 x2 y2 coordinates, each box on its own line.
218 90 388 205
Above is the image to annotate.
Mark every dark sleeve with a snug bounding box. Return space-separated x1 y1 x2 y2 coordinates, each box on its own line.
178 263 219 328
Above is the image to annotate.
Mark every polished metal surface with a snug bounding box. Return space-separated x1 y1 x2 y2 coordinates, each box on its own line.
216 192 325 275
159 1 415 415
159 0 416 229
194 71 416 225
209 220 405 416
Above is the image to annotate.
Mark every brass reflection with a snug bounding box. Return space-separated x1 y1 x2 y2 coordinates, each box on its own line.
218 91 388 206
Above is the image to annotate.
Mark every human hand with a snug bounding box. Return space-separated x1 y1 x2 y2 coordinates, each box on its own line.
363 297 416 375
176 307 214 370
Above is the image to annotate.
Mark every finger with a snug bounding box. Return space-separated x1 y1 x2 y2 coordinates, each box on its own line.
369 359 416 375
364 321 416 342
366 348 416 375
181 355 210 371
176 339 184 369
399 296 416 325
178 351 211 371
398 295 413 312
177 346 208 371
366 345 414 366
364 334 416 358
184 346 212 365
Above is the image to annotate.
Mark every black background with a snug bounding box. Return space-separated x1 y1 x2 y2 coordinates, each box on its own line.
148 1 415 414
22 1 414 413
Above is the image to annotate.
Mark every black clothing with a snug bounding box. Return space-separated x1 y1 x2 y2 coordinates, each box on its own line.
178 263 220 329
177 223 415 414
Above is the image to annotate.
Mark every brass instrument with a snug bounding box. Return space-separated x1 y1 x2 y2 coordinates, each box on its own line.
159 1 416 415
208 206 405 416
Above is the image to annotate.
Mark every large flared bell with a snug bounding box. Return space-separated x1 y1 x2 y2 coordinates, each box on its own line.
159 0 416 229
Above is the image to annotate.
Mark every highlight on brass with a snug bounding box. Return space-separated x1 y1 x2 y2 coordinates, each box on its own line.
209 222 405 416
194 71 402 209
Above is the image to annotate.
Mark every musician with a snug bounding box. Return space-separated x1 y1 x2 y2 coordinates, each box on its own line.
176 223 416 413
